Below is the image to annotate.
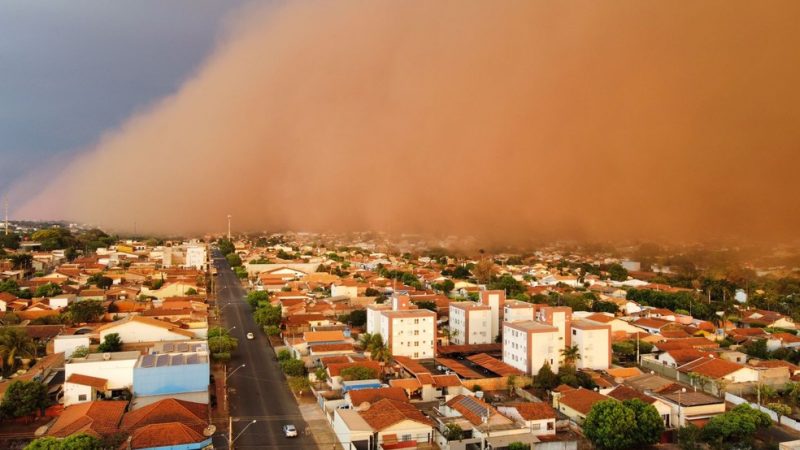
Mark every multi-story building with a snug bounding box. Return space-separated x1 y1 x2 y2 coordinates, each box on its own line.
503 300 535 323
502 320 560 375
480 290 506 341
185 245 207 270
367 295 436 359
449 301 492 345
570 320 612 370
535 306 572 362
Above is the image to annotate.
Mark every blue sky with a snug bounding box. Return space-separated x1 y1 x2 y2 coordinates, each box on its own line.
0 0 251 197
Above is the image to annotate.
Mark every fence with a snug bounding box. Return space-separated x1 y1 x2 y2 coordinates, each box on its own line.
725 392 800 432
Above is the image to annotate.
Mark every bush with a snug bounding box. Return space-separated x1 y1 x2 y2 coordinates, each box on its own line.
265 325 281 336
277 349 292 361
98 333 122 353
0 380 48 419
339 366 377 381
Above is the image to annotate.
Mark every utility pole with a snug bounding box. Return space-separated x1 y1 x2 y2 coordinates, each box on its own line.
228 415 233 449
227 214 232 240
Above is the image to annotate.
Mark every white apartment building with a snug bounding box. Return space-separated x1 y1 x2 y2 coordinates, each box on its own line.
368 296 436 359
479 290 506 341
503 300 535 323
535 306 572 362
185 245 207 270
570 320 612 370
449 302 492 345
503 320 560 375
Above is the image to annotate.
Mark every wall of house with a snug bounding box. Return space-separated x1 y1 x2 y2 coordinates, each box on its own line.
54 335 91 359
332 285 358 299
100 322 190 343
503 325 530 374
466 309 492 345
65 359 137 390
386 316 435 359
449 306 467 346
504 307 534 324
63 383 94 406
379 420 432 445
133 362 210 397
331 410 372 450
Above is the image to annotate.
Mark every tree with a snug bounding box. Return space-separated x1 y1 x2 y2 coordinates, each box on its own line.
444 423 464 441
592 301 619 314
348 309 367 327
0 327 36 373
34 283 62 298
507 443 530 450
607 264 628 282
676 423 702 450
253 304 282 327
452 266 471 279
66 300 105 324
60 433 103 450
560 345 581 367
246 290 270 309
24 436 62 450
583 400 636 450
90 275 113 290
280 359 306 377
185 288 198 295
98 333 122 352
217 239 235 256
767 402 791 421
0 380 48 418
287 376 310 394
534 363 559 390
472 259 496 284
623 399 664 447
226 253 242 267
488 274 526 297
340 366 378 381
208 334 238 359
438 279 455 294
314 367 329 383
743 338 769 360
416 301 438 312
701 404 771 447
265 325 281 336
277 350 292 361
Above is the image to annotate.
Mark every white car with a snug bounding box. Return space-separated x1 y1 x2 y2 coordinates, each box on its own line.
246 332 255 340
283 424 298 437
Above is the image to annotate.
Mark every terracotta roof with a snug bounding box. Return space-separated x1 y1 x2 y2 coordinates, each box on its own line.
437 343 503 355
446 395 497 425
96 316 195 338
310 343 355 353
679 357 745 379
303 330 346 343
633 318 671 330
359 398 432 430
654 338 718 351
664 348 708 365
507 402 557 421
320 356 350 366
66 374 108 390
606 385 656 404
348 387 408 406
121 398 207 433
48 401 127 438
328 360 381 377
389 378 422 391
553 384 575 393
584 313 615 323
393 356 431 375
467 353 524 376
431 374 462 388
435 358 483 379
558 388 609 415
605 367 643 379
128 422 207 449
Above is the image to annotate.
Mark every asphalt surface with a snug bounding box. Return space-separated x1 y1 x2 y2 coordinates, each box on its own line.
211 251 317 449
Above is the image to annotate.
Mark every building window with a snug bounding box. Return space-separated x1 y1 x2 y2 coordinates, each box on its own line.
78 394 87 401
572 329 577 335
401 434 412 441
532 423 541 430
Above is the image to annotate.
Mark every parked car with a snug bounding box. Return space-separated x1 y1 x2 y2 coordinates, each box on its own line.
246 332 255 340
283 424 298 437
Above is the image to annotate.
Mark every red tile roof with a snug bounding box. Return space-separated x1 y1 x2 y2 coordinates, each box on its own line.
129 422 207 449
121 399 207 433
66 374 108 390
359 399 432 430
48 401 127 438
558 388 609 415
467 353 524 376
348 387 408 406
507 402 557 421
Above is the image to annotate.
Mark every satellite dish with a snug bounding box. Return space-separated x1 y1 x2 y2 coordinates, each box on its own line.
34 426 49 437
203 425 217 436
103 353 112 360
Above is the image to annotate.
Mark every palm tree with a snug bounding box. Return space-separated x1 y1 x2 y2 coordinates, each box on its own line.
560 345 581 367
0 328 36 374
358 332 374 351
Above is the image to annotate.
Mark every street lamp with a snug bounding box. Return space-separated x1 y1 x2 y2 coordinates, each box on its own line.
226 364 246 381
227 325 236 333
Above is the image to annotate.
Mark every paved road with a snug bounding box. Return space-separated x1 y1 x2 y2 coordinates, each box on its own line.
212 251 317 449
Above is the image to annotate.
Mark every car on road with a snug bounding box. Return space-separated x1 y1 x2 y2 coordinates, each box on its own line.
283 424 298 437
246 332 255 340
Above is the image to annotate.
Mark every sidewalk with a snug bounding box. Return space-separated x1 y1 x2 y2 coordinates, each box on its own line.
297 401 343 450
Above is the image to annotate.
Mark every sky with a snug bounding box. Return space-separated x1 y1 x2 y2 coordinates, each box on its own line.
0 0 251 195
6 1 800 243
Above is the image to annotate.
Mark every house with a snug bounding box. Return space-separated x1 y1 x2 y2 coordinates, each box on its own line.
631 317 672 334
97 316 196 344
605 385 674 428
47 400 128 438
738 309 795 329
347 387 409 408
63 374 108 406
448 301 492 345
502 320 560 375
496 402 557 436
66 351 140 392
333 398 433 449
443 394 535 446
553 387 608 424
657 390 726 427
677 356 759 393
131 341 210 408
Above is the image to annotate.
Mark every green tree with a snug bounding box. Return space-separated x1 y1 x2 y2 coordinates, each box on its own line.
444 423 464 441
743 338 769 360
340 366 378 381
277 349 292 361
0 327 36 373
34 283 62 298
561 345 581 367
314 367 329 383
488 274 526 297
265 325 281 336
253 304 282 327
185 287 198 295
701 404 771 447
60 433 103 450
583 400 636 450
70 346 90 358
280 358 306 377
607 264 628 282
98 333 122 352
217 239 235 256
535 363 559 390
676 423 702 450
24 436 62 450
592 301 619 314
623 399 664 447
347 309 367 327
0 233 21 250
226 253 242 267
507 443 530 450
66 300 105 324
287 376 310 394
246 291 270 309
0 380 48 418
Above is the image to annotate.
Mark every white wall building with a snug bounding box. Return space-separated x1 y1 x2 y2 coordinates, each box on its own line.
369 295 436 359
65 351 140 391
480 290 505 342
502 321 560 375
570 320 612 370
449 302 492 345
503 300 535 324
185 245 207 270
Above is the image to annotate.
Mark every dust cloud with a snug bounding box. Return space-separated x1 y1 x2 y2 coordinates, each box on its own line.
13 1 800 242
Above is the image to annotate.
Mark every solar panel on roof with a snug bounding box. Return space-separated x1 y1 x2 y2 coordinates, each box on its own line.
163 343 175 352
177 343 189 352
141 355 155 368
156 354 170 367
172 354 185 366
461 396 489 419
186 354 199 365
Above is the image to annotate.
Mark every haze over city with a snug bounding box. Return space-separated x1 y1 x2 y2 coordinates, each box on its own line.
4 1 800 242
